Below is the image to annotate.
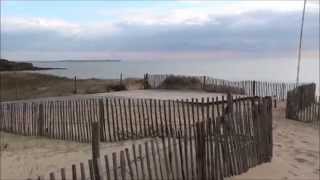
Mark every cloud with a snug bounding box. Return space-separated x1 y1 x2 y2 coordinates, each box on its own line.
178 1 318 14
118 9 214 26
2 17 81 35
2 16 119 38
1 7 318 61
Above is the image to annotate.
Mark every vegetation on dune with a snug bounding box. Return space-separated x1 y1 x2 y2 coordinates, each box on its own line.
158 75 245 94
159 75 202 89
0 72 143 101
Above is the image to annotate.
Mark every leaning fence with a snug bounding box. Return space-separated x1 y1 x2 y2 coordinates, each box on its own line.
145 73 297 100
28 96 273 180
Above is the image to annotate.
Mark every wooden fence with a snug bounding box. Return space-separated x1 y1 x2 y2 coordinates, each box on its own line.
296 98 320 123
1 95 265 144
286 83 319 123
145 73 297 100
30 96 273 180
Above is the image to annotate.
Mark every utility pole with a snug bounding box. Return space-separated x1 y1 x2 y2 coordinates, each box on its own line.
318 0 320 97
296 0 307 86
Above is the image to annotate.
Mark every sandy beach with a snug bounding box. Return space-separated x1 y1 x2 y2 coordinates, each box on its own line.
0 131 155 179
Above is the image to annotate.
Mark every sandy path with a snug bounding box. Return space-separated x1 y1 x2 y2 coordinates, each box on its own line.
103 89 230 100
3 90 232 103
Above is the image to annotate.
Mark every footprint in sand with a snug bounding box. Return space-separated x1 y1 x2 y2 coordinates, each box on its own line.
295 157 308 163
275 144 282 148
16 156 21 161
294 149 302 154
288 170 298 176
305 152 316 158
301 140 310 144
290 164 299 169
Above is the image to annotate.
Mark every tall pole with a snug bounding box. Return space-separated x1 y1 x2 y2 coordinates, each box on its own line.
318 0 320 97
296 0 307 86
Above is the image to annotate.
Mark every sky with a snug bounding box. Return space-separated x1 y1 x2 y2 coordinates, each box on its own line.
1 0 319 61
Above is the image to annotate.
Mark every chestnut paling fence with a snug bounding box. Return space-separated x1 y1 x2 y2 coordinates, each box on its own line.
145 73 297 100
296 99 320 122
286 83 320 124
1 95 270 144
2 95 273 180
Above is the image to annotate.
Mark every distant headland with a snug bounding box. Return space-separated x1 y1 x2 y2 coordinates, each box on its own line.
0 59 64 71
58 59 121 62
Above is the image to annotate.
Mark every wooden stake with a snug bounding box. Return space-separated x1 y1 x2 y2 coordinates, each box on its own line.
92 121 104 180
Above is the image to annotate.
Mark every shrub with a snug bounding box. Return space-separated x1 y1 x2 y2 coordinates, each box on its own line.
107 84 127 91
159 75 202 89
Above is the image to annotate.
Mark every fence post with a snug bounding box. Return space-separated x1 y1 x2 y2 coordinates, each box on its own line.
318 97 320 123
144 73 149 89
266 97 273 162
38 103 44 136
14 70 18 100
253 81 256 97
0 72 2 102
99 99 106 141
227 93 233 113
92 121 104 180
195 121 206 180
202 76 206 90
251 97 259 165
282 83 285 101
120 73 123 86
73 76 77 94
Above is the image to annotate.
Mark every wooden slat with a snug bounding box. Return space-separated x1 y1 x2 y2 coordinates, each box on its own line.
104 155 111 180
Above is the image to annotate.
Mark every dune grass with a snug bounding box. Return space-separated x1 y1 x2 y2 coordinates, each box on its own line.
0 72 143 101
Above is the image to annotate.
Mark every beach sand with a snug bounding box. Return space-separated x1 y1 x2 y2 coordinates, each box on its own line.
0 132 153 179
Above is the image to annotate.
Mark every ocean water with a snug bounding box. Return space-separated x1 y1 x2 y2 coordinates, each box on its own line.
32 59 319 91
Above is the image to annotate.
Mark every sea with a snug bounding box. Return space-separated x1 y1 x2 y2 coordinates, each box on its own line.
32 59 319 92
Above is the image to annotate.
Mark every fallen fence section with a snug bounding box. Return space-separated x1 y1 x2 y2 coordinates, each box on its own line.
145 73 298 100
30 96 273 180
286 83 320 123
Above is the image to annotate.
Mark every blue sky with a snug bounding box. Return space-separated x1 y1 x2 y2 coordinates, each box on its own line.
1 0 319 61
